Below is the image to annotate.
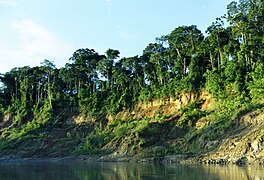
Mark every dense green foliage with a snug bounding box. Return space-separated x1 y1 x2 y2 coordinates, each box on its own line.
0 0 263 157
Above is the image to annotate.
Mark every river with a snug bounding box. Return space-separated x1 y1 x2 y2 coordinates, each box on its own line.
0 161 263 179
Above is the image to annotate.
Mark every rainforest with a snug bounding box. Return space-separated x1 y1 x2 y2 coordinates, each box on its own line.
0 0 263 164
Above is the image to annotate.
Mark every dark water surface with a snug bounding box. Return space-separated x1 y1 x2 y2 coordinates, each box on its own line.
0 161 263 180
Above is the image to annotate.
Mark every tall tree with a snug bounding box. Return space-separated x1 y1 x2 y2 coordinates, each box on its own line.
69 48 105 100
166 25 204 78
98 49 119 89
206 18 230 69
227 0 264 71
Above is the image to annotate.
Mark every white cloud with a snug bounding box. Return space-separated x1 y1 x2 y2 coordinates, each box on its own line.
0 0 17 7
0 19 72 72
10 19 65 57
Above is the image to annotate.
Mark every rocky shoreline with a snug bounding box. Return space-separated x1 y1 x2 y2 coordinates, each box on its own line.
0 155 98 163
1 153 264 166
99 155 264 165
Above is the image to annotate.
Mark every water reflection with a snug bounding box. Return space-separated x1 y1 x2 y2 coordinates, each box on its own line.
0 161 263 180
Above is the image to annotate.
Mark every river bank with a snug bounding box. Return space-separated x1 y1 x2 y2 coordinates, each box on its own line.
0 92 263 166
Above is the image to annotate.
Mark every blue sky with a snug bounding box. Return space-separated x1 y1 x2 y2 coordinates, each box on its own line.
0 0 232 73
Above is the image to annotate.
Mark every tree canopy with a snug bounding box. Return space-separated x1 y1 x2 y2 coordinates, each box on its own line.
0 0 263 119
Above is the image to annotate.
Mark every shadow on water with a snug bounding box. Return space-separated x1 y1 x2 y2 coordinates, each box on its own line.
0 162 263 180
